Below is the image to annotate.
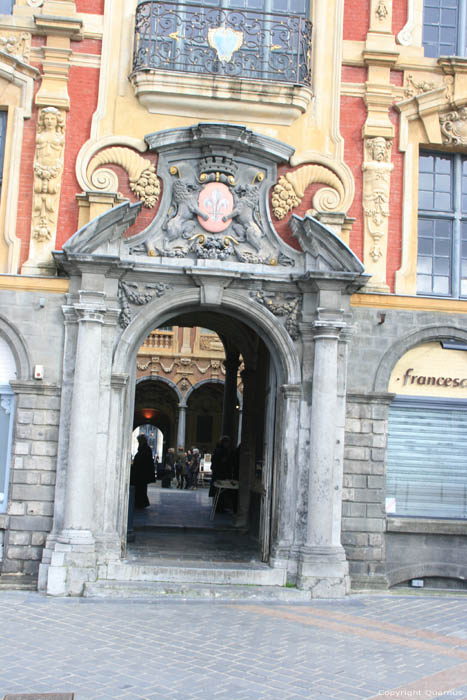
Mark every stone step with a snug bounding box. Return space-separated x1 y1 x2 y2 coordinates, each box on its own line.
0 574 37 590
84 579 311 602
101 560 287 587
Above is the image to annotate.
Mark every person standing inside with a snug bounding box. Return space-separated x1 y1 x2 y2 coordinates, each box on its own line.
190 447 201 490
131 434 155 508
162 447 175 488
175 445 187 489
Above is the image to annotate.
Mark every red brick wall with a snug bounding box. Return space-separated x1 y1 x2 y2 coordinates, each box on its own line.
55 66 100 251
342 66 367 84
76 0 105 13
392 0 408 37
344 0 370 41
341 95 366 265
387 107 403 291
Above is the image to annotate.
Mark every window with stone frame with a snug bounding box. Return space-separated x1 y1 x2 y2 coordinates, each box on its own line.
417 152 467 298
423 0 467 57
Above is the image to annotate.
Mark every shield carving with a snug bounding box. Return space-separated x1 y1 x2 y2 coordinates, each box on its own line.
197 182 234 233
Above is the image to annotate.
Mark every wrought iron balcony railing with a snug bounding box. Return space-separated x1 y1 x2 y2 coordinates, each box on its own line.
132 1 312 86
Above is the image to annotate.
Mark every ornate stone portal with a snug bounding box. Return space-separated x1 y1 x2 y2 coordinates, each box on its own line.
41 124 367 598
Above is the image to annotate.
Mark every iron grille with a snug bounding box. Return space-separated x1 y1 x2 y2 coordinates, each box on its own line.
132 1 312 86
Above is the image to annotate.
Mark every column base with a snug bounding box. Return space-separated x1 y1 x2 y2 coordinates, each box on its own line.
46 529 97 597
297 546 350 598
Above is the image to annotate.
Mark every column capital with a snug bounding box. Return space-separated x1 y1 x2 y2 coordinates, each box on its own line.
300 320 346 341
279 383 301 399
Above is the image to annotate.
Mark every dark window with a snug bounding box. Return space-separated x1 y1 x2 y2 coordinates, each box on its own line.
423 0 467 57
417 152 467 297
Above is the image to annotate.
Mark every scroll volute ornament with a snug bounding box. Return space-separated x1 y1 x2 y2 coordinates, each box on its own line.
32 107 65 243
271 164 345 220
87 147 160 208
439 107 467 145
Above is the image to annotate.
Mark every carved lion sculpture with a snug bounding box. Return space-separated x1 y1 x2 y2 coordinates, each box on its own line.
223 184 262 252
164 179 208 243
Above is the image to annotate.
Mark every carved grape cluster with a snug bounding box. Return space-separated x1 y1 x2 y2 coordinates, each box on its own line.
131 166 161 208
271 176 301 220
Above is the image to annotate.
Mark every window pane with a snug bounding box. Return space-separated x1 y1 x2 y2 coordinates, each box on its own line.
434 257 450 274
0 0 13 13
433 276 450 294
417 257 433 274
419 237 434 255
417 275 433 293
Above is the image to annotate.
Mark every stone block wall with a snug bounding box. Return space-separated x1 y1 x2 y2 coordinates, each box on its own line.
0 382 60 580
342 393 391 589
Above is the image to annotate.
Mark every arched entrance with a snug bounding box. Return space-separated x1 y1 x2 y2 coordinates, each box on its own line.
126 306 287 565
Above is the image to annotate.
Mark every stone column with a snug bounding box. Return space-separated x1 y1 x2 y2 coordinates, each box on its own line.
176 404 187 449
234 366 256 528
222 350 240 442
47 292 105 596
297 320 350 597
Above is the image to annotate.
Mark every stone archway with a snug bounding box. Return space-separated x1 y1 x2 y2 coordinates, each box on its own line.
42 124 367 597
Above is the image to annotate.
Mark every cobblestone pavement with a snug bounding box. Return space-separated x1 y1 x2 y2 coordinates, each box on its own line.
2 591 467 700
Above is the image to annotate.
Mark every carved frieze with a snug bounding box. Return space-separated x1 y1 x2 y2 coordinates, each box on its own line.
0 32 31 63
88 147 160 208
252 290 301 340
404 74 436 99
362 136 393 291
271 164 345 220
440 108 467 145
31 107 65 245
118 280 171 328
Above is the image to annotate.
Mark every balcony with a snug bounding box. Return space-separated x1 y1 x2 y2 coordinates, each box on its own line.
130 1 313 125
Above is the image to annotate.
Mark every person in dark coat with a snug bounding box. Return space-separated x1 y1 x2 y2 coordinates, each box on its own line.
162 447 175 488
209 436 234 512
131 434 155 508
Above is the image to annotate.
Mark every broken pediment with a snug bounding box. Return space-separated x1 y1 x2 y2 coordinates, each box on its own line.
290 215 365 275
